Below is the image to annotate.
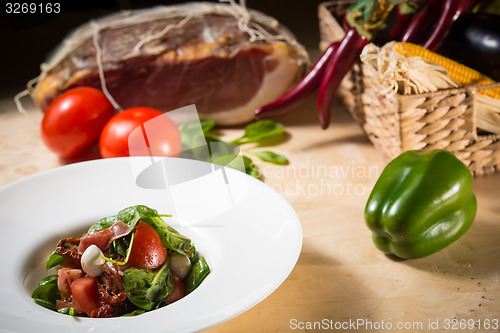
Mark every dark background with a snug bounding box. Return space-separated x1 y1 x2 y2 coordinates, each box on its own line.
0 0 325 94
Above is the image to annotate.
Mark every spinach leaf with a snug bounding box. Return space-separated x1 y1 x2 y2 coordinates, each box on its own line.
231 120 284 145
31 275 60 310
57 307 79 316
200 119 216 134
185 257 210 294
122 262 173 311
121 309 147 317
102 205 192 257
242 156 259 178
116 205 157 229
46 251 67 270
147 217 193 256
254 151 289 165
87 215 116 234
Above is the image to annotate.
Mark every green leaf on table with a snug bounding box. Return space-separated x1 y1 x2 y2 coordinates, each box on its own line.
200 119 216 134
232 120 284 145
211 154 260 178
254 151 289 165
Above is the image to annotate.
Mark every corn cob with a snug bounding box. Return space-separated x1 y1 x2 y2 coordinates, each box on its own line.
394 42 500 99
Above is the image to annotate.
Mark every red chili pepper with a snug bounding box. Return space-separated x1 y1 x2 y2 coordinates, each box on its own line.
317 28 368 129
254 41 339 118
401 0 443 44
389 6 415 41
422 0 473 51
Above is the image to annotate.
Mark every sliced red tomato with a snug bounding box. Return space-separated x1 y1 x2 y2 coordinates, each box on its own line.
165 272 186 303
128 221 167 269
99 106 182 158
70 276 100 316
41 87 115 158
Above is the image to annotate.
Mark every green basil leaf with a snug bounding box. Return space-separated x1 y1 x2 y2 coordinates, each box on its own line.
232 120 284 145
31 275 60 310
254 151 289 165
122 262 173 311
46 251 67 270
185 257 210 294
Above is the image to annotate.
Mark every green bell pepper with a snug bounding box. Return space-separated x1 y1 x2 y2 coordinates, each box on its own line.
364 150 477 259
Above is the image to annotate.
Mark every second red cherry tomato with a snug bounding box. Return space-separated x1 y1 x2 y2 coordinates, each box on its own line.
99 107 182 158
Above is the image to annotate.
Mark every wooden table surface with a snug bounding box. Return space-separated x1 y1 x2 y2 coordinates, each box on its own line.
1 87 499 332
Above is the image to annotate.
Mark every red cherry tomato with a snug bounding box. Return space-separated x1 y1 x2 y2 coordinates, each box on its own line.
165 272 186 303
70 276 100 316
99 107 182 158
41 87 115 158
128 221 168 269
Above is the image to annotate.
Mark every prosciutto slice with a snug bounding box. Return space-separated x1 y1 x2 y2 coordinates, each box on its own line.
30 2 308 125
79 220 134 254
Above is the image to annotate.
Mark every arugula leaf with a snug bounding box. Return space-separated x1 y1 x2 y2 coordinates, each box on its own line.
122 262 173 311
231 120 284 145
31 275 60 310
46 251 67 270
254 151 289 165
185 257 210 294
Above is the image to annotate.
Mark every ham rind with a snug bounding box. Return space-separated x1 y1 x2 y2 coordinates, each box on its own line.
31 3 309 125
79 220 134 254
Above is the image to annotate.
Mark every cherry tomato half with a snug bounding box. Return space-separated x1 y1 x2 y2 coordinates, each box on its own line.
99 107 182 158
128 221 168 269
41 87 115 158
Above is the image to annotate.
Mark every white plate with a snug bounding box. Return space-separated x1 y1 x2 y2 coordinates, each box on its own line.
0 157 302 333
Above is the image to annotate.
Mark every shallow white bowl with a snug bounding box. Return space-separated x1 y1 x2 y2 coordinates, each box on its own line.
0 157 302 333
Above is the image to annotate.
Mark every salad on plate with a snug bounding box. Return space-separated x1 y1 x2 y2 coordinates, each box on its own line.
31 205 210 318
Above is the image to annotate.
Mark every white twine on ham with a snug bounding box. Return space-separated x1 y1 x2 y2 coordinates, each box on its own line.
133 14 194 53
90 21 122 111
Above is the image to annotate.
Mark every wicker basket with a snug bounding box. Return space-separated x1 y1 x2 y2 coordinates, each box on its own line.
319 1 500 176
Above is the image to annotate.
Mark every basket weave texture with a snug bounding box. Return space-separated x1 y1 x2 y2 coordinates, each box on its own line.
319 1 500 176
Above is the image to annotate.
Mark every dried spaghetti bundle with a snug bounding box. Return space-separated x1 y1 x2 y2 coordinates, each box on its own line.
361 42 500 134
